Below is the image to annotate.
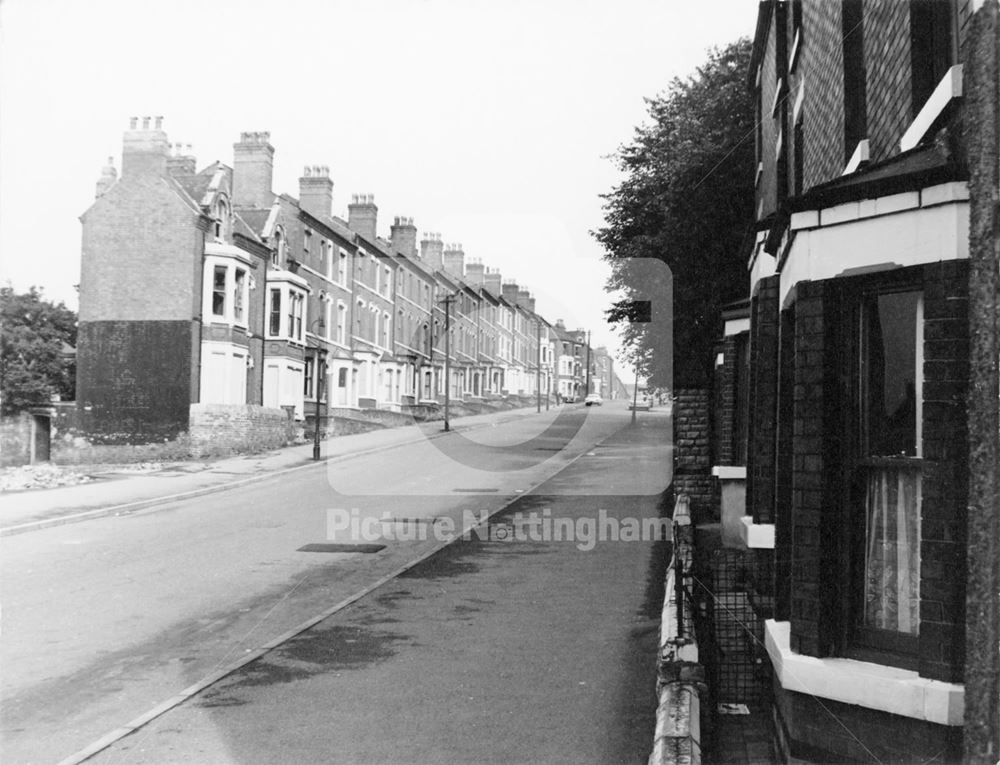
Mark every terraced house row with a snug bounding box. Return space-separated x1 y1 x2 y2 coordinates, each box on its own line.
76 119 610 442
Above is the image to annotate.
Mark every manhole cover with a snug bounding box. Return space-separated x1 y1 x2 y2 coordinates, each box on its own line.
297 543 386 554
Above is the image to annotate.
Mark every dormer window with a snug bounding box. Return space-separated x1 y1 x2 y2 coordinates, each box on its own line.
272 228 286 268
213 198 231 242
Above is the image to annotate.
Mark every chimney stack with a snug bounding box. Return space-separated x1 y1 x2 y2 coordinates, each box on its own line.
232 131 274 208
484 268 502 295
527 296 536 313
390 216 418 257
121 115 169 178
502 282 520 304
517 288 531 308
166 143 196 177
347 194 378 241
420 232 444 270
465 259 485 286
442 243 465 278
95 156 117 198
299 165 333 219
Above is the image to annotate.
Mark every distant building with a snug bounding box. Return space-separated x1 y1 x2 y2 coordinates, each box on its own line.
77 119 592 443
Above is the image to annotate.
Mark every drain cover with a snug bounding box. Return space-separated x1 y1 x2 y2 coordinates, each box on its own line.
297 543 385 554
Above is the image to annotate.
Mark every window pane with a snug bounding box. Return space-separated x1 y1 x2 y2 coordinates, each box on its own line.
270 289 281 336
212 266 227 316
863 291 921 457
864 466 921 635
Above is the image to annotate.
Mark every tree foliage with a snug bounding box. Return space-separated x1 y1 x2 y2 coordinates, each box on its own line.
0 287 77 414
595 39 756 388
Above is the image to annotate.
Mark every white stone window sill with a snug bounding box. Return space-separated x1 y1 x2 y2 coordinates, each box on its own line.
900 65 963 152
711 466 746 481
765 620 964 726
739 516 774 549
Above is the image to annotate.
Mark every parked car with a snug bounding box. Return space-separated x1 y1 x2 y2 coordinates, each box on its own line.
584 393 603 406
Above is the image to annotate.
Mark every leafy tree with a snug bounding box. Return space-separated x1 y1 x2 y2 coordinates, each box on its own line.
595 39 756 388
0 287 77 414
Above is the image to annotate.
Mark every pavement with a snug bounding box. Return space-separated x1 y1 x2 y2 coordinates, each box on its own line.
0 404 556 535
87 408 675 764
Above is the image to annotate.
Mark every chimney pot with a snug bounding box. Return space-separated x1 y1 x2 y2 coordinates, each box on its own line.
130 117 138 129
154 116 163 129
142 116 150 129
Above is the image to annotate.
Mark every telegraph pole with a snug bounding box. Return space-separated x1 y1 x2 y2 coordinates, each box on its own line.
536 319 542 413
585 330 592 396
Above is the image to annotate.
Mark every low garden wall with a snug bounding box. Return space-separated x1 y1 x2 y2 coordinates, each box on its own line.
188 404 298 456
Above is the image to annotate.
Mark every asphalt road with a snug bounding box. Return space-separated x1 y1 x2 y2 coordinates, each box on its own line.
1 402 672 764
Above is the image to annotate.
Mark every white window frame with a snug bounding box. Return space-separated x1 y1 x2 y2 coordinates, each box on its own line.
202 252 251 329
265 280 308 343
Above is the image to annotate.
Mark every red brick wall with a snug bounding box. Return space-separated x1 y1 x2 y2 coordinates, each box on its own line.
919 258 969 683
747 276 781 525
80 176 204 322
188 403 295 455
799 0 846 188
757 6 780 220
715 338 737 467
788 279 839 657
673 388 714 522
864 0 914 163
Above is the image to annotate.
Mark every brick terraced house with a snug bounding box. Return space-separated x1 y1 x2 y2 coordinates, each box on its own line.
704 1 999 761
76 120 585 444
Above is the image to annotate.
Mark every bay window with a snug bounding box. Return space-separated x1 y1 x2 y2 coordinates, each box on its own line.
203 251 251 328
266 282 308 342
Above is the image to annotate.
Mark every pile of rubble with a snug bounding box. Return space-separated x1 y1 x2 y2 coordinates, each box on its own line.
0 464 94 492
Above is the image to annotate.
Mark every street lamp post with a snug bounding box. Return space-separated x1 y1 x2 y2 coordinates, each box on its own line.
440 293 456 432
631 357 641 426
309 318 327 461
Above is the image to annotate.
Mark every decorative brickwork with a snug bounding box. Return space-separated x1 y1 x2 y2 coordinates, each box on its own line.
673 388 714 522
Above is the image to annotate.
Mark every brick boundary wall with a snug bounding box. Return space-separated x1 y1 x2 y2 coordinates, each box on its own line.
673 388 714 523
0 415 32 467
188 404 297 456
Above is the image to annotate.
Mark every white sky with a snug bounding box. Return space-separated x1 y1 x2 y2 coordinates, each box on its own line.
0 0 757 363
